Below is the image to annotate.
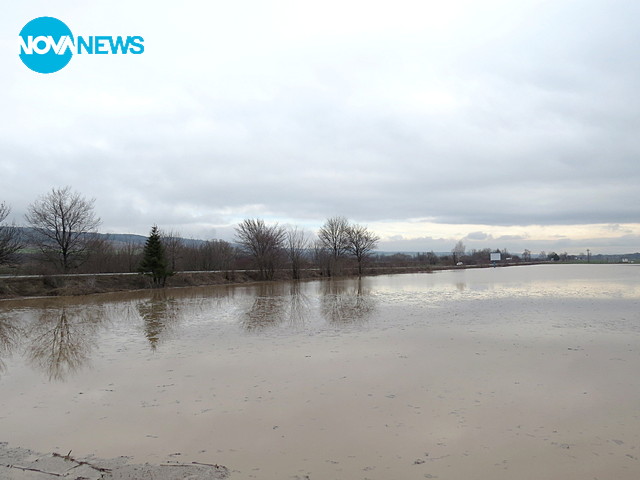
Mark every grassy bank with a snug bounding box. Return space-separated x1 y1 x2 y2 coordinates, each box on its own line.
0 266 438 300
0 271 261 299
0 263 549 300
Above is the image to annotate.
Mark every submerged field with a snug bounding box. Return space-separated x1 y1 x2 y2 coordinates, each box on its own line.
1 264 639 479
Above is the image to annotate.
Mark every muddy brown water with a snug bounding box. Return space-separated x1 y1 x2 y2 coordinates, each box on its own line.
1 264 639 479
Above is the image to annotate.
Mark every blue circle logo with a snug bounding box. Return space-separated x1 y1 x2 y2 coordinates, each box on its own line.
19 17 74 74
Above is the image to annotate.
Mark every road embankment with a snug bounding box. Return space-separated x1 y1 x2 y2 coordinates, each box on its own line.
0 264 537 300
0 270 260 299
0 266 435 300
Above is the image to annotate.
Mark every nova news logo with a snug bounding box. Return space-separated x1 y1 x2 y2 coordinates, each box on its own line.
19 16 144 74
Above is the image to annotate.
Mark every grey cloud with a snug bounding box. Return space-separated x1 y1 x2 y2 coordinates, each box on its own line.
496 235 527 242
2 1 639 248
465 232 491 241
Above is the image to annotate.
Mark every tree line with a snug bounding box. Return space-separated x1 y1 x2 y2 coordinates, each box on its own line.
1 187 565 286
0 187 381 285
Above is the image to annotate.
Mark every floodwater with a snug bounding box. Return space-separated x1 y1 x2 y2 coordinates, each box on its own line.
1 264 639 479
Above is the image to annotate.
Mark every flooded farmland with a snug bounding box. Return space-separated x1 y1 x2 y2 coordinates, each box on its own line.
1 264 640 479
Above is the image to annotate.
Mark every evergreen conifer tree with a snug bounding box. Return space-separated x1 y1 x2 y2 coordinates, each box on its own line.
138 225 171 287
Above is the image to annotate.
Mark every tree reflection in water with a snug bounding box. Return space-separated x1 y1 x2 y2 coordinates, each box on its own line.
3 277 378 379
27 306 104 381
242 283 288 331
0 314 22 375
241 279 376 331
136 291 182 351
319 277 376 325
287 282 310 327
241 282 312 332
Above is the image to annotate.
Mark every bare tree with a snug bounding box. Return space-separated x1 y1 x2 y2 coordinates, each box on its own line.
286 226 310 280
80 234 114 273
318 216 350 276
199 239 235 271
452 240 466 265
346 224 380 275
161 230 184 272
0 202 23 266
235 218 286 280
119 239 143 272
312 238 331 276
25 187 101 272
426 251 439 265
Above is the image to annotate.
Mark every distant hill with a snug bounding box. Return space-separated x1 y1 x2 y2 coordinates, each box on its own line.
14 228 207 249
10 228 639 260
100 233 148 246
100 233 207 248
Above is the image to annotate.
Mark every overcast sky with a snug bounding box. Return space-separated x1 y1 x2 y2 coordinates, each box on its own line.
2 1 639 254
